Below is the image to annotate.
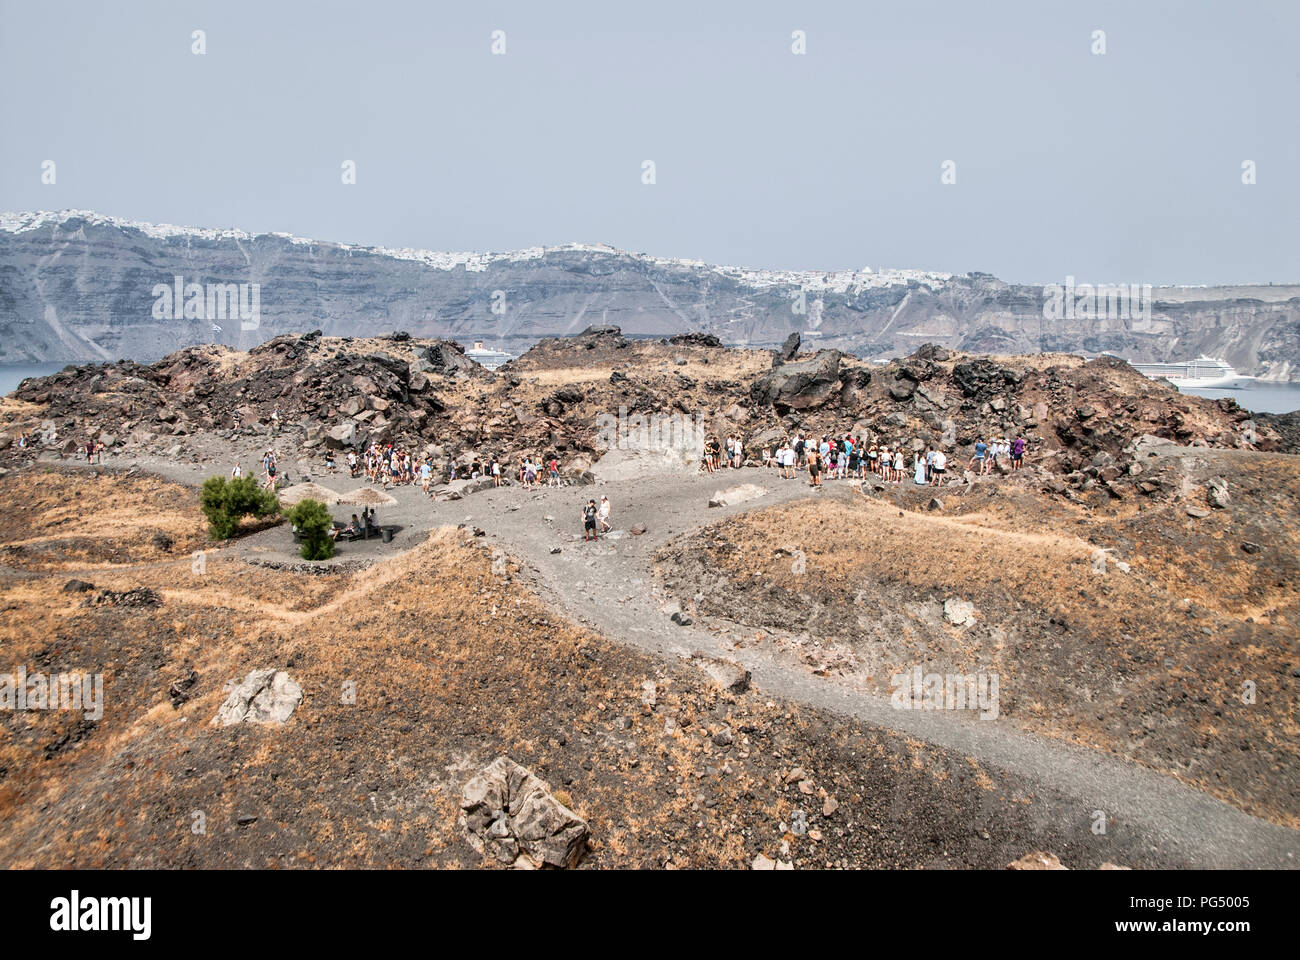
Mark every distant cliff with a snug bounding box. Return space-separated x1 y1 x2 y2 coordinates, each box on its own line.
2 210 1297 380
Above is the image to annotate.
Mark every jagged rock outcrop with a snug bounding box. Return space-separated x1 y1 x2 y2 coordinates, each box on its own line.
460 757 589 868
669 332 722 348
420 341 476 376
777 331 801 364
0 328 1280 509
750 350 843 413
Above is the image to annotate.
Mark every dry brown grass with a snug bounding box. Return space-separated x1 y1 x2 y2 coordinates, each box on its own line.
0 469 210 571
0 468 1132 869
671 480 1299 826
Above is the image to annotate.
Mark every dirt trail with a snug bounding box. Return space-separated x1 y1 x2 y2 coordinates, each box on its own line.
448 467 1299 868
25 455 1300 867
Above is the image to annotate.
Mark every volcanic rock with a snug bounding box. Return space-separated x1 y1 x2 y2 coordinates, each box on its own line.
460 756 589 868
211 669 303 726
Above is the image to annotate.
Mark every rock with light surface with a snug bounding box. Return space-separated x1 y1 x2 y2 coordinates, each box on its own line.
943 598 977 627
708 483 766 508
461 757 588 869
1007 851 1068 870
692 654 751 692
211 669 303 726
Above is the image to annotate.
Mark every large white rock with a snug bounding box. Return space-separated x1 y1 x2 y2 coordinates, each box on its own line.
211 669 303 726
461 757 589 868
708 483 766 508
691 654 751 692
943 598 977 627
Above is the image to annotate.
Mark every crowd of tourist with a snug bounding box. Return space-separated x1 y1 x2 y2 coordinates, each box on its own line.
704 432 1027 488
209 426 1031 554
325 443 568 499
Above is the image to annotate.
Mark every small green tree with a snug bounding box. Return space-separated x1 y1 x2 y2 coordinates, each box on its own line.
286 498 335 561
200 475 281 540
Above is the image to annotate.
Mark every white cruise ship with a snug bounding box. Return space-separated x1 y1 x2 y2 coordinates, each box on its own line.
464 341 515 370
1130 356 1250 389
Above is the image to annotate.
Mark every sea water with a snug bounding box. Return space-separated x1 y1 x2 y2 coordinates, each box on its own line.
0 363 68 397
1177 380 1300 415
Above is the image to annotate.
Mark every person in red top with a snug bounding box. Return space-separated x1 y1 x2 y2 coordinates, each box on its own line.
548 457 560 487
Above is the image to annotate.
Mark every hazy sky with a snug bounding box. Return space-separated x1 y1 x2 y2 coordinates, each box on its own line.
1 0 1296 285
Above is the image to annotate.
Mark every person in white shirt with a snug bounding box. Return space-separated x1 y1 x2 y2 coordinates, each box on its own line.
598 496 611 533
930 450 947 486
231 462 242 479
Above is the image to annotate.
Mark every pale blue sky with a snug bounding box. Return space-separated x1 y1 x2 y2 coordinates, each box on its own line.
1 0 1296 284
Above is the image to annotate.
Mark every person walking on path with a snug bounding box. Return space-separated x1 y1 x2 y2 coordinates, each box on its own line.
582 499 599 542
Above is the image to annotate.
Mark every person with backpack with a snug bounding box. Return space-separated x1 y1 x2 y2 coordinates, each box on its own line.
582 499 599 542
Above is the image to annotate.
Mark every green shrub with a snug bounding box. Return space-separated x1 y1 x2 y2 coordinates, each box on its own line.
200 475 281 540
286 498 335 561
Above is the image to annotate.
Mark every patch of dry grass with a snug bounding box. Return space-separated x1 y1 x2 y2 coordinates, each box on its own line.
670 483 1299 826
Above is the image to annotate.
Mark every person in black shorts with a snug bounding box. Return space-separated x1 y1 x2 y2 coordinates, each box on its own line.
582 499 598 542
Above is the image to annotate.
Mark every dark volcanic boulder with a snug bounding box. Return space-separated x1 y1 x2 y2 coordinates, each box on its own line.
889 379 916 401
668 332 723 348
750 350 842 413
952 358 1017 400
363 353 411 400
912 343 950 363
897 360 937 383
776 331 801 364
421 341 475 376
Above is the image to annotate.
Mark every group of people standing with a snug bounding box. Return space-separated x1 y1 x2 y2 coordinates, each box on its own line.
706 431 1028 488
968 436 1025 475
336 443 567 498
76 436 106 463
452 454 562 491
703 435 745 471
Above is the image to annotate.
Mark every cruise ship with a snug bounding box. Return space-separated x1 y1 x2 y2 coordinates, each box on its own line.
1129 356 1250 389
464 341 515 371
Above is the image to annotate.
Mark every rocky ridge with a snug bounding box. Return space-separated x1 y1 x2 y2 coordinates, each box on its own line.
0 328 1284 505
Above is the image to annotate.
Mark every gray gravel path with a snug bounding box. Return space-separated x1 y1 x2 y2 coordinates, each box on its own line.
34 453 1300 867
